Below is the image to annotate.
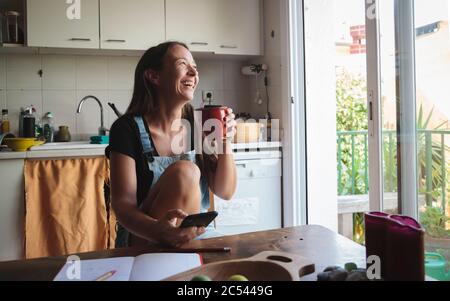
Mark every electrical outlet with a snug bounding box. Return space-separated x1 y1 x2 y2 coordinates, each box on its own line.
202 90 214 103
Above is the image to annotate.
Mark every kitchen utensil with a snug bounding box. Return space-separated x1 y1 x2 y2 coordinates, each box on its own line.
3 138 44 152
108 103 123 118
163 251 315 281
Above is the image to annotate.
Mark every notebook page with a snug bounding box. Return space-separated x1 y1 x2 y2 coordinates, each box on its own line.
54 257 135 281
129 253 202 281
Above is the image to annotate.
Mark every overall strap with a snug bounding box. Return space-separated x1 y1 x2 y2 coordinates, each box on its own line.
134 116 155 162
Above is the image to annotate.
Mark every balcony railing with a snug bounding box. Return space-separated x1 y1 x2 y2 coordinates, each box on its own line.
337 129 449 204
337 129 450 241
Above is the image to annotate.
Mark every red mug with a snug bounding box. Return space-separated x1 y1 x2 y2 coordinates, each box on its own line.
195 105 228 139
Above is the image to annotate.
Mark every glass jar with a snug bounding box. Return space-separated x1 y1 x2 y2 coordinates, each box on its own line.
5 11 20 44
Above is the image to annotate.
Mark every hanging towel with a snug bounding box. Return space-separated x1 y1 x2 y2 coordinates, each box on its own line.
24 157 116 259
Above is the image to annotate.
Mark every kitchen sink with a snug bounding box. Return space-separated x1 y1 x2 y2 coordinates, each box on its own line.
30 141 108 151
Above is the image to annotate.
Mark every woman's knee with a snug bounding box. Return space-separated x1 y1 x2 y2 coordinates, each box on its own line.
165 161 201 184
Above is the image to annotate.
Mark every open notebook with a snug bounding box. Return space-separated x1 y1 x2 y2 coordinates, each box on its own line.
54 253 202 281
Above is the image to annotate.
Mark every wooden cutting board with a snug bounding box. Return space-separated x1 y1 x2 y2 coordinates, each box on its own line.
163 251 315 281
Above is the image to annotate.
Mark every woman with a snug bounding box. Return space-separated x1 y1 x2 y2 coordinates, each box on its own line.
108 41 237 248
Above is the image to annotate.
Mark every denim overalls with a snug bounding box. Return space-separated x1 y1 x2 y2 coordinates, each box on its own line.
115 116 222 247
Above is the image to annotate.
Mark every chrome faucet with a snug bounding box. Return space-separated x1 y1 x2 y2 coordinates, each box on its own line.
76 95 108 136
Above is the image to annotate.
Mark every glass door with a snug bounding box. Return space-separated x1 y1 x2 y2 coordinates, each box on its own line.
414 0 450 276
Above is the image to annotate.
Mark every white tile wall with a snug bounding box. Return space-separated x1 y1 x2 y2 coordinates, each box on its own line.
197 59 224 92
42 55 76 90
107 90 132 127
42 90 77 134
76 56 108 90
6 55 42 90
107 56 138 90
2 54 254 138
6 90 43 135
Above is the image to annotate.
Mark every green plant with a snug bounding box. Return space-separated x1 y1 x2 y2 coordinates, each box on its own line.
416 105 450 210
420 206 450 239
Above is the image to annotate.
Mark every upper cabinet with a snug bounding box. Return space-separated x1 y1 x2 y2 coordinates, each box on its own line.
166 0 222 53
25 0 262 55
216 0 262 56
166 0 262 55
27 0 100 49
100 0 165 50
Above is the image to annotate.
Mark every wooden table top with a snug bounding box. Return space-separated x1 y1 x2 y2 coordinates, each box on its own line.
0 225 366 281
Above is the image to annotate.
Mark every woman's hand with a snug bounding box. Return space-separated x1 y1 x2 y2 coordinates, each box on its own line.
155 209 206 248
223 108 237 143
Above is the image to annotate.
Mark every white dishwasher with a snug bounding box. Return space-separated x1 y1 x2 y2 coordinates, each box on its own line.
214 150 282 236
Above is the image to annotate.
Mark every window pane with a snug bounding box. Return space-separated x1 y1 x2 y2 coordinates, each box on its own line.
379 0 399 215
305 0 369 243
414 0 450 278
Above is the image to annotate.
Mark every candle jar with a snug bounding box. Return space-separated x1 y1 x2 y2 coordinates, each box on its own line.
365 212 389 279
385 215 425 281
365 212 425 281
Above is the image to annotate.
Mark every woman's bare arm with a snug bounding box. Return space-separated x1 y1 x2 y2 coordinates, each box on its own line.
207 109 237 200
110 151 161 242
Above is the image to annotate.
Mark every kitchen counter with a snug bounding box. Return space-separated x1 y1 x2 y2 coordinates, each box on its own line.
0 141 282 160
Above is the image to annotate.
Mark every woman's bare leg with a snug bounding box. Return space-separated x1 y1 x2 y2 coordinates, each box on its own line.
130 161 202 246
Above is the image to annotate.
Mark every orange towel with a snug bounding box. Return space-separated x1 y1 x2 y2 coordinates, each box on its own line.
24 157 116 259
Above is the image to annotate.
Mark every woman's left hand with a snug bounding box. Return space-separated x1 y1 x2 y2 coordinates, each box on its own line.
223 108 237 143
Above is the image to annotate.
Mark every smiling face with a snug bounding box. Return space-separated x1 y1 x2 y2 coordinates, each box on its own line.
148 44 199 105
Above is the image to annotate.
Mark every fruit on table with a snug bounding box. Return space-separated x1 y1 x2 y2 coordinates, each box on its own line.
344 262 358 272
228 275 249 281
191 275 212 281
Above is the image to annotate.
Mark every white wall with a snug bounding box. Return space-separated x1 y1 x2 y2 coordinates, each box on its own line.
249 0 283 121
0 54 250 140
304 0 338 231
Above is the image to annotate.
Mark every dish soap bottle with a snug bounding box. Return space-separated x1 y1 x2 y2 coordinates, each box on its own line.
42 112 55 143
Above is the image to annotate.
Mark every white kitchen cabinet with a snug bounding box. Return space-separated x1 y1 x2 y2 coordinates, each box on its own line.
166 0 262 55
216 0 262 55
27 0 100 49
166 0 222 53
0 159 25 261
100 0 165 50
215 156 282 236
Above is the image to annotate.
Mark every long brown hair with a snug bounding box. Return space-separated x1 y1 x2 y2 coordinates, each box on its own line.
127 42 217 177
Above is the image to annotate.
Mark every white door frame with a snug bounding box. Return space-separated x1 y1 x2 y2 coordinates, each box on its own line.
282 0 308 227
365 0 384 212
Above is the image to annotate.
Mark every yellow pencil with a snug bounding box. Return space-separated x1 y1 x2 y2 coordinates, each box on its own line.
94 270 116 281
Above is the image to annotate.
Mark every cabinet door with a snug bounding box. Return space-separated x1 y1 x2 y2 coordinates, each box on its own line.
27 0 99 48
216 0 262 55
166 0 221 53
100 0 165 50
0 159 25 261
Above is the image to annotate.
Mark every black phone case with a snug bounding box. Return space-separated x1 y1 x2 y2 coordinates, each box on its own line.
179 211 218 228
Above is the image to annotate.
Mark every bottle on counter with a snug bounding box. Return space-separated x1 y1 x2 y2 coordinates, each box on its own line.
1 109 10 134
42 112 55 143
23 107 36 138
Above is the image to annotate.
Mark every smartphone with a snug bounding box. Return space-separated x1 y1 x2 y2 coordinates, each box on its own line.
179 211 219 228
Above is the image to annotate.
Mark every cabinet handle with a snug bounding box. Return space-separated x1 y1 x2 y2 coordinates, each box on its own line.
236 163 247 168
106 39 126 43
191 42 208 46
69 38 92 42
220 45 238 49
